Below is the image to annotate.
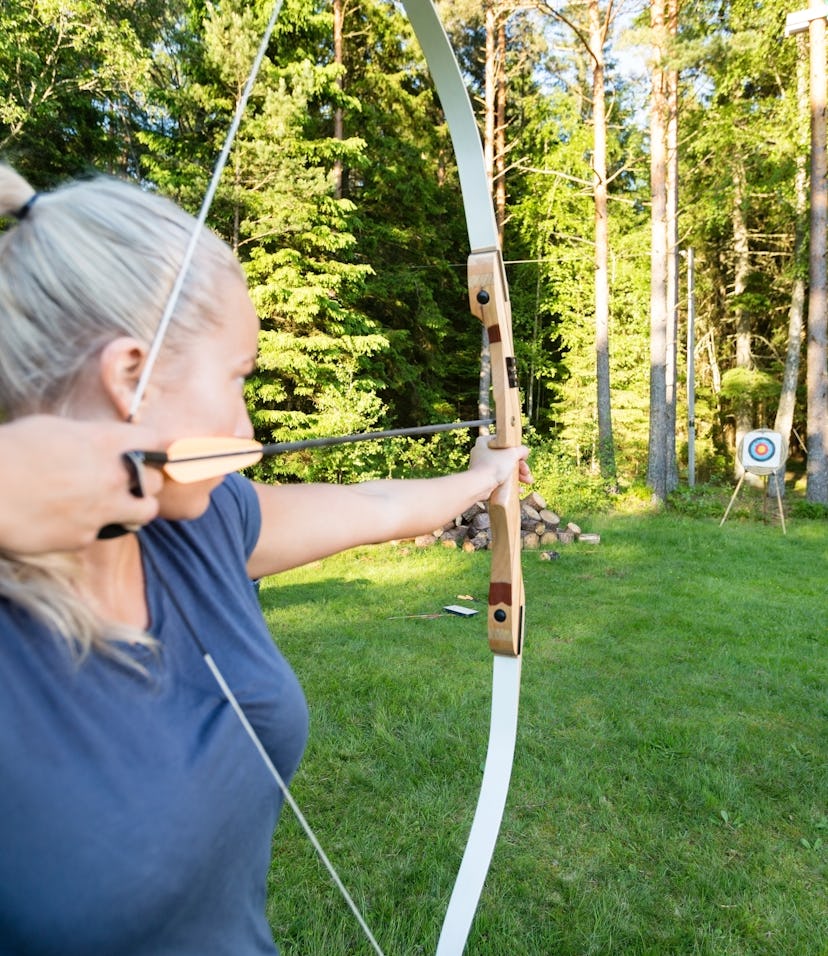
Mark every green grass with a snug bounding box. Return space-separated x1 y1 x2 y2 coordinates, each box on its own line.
259 514 827 955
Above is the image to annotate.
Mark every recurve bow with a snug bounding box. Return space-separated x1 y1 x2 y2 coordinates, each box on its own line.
399 4 525 954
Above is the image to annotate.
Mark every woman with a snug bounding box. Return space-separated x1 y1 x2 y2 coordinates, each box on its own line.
0 164 530 954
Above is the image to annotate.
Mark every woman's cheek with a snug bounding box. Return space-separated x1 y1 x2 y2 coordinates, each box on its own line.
156 475 222 521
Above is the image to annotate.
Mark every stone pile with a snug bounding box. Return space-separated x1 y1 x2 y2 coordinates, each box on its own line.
412 490 600 551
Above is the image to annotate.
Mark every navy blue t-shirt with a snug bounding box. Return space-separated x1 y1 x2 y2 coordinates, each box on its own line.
0 475 309 955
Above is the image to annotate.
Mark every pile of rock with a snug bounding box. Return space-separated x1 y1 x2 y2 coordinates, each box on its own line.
412 490 600 551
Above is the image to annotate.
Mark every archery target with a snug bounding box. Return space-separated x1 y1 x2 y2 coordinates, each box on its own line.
738 430 786 475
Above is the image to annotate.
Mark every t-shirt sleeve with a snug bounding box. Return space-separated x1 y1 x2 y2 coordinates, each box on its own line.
210 474 262 561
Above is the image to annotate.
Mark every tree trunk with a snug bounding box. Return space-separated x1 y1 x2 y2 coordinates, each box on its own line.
647 0 669 503
495 14 507 238
771 37 808 500
478 0 498 422
665 0 679 491
806 7 828 502
332 0 345 200
589 0 616 482
732 161 754 481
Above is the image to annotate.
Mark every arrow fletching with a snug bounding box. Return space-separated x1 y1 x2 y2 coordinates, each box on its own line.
155 437 264 482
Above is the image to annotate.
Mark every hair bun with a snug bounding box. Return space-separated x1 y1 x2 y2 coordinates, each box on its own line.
13 194 38 221
0 163 37 220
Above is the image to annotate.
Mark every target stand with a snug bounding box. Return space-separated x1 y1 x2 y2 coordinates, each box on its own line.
720 430 788 534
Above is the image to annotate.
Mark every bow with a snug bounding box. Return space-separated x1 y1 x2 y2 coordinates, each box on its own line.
130 2 524 953
400 4 525 953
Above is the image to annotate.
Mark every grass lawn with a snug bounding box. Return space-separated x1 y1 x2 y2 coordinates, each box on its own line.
259 512 827 955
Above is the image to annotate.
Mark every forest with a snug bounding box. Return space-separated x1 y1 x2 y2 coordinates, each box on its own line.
2 0 826 508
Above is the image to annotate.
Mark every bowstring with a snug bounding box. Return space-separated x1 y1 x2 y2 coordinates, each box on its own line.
203 656 387 956
129 1 386 948
128 0 286 421
140 541 386 956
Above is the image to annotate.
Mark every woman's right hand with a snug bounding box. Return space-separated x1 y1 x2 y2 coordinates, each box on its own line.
0 416 164 553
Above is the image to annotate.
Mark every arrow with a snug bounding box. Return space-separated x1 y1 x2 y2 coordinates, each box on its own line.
128 418 494 484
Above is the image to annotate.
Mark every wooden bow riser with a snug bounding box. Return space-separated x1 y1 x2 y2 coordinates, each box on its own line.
468 249 524 659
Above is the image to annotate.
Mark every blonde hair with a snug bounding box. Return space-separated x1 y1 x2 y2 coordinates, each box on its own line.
0 164 243 414
0 163 245 657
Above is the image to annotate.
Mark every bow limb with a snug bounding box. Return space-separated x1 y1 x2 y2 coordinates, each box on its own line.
400 2 525 954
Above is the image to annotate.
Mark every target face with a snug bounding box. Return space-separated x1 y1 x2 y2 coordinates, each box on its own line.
747 436 775 462
739 430 786 474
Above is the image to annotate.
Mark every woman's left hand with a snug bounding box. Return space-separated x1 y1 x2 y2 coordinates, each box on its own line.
468 435 533 490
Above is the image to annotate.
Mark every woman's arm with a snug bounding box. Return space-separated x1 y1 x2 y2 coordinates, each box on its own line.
247 437 531 579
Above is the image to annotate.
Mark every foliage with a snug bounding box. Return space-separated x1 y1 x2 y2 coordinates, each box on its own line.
507 44 650 461
0 0 164 181
789 499 828 520
249 425 476 485
340 0 480 426
678 0 804 453
0 0 817 490
667 480 738 519
528 442 619 517
719 365 781 403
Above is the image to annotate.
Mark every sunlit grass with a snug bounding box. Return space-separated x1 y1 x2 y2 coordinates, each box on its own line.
260 514 827 955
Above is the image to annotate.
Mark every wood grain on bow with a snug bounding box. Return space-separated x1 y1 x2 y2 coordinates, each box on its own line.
468 251 525 658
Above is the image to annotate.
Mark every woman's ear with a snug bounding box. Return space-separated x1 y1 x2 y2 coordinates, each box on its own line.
98 337 149 421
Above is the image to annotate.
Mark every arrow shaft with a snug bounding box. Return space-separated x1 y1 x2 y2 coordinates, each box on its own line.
261 417 493 455
149 418 494 467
